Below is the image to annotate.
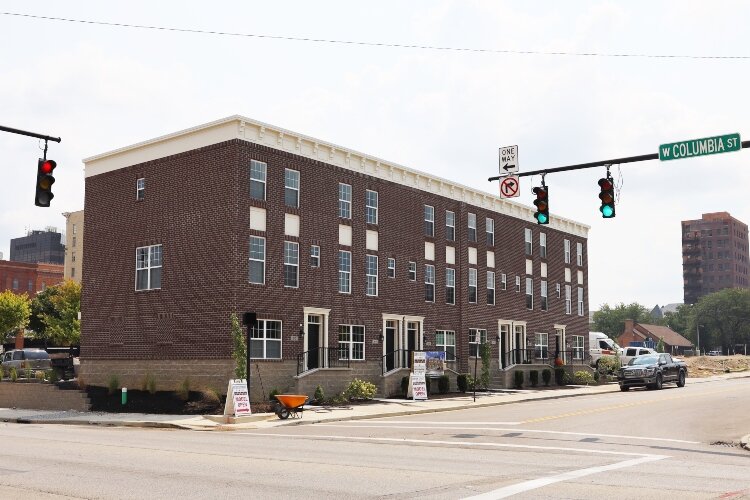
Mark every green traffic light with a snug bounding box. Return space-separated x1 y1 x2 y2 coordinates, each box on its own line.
536 213 548 224
601 205 614 218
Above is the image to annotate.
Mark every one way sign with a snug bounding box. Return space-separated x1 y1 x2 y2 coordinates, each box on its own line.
499 145 518 174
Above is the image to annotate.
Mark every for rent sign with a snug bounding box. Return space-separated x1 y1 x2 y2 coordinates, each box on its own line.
659 133 741 161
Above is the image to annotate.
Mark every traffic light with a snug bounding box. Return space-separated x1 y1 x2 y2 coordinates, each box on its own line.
532 185 549 225
598 176 616 218
35 158 56 207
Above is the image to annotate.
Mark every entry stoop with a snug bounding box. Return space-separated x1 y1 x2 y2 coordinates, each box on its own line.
0 382 91 411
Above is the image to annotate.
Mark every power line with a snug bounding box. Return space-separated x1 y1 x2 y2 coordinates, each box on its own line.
3 11 750 60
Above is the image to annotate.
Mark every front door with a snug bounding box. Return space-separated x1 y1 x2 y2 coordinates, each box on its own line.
385 320 397 372
515 327 525 364
499 324 510 368
307 315 320 370
407 322 419 367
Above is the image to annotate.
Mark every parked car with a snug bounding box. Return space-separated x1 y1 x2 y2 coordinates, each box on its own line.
619 347 657 366
1 349 51 377
617 353 687 391
707 350 722 356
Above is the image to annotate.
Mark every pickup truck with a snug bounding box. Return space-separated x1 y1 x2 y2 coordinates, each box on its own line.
617 353 687 392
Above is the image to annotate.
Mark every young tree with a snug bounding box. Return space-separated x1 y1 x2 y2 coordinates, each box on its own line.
41 280 81 346
0 290 31 343
29 285 59 340
592 302 651 339
693 288 750 352
230 313 247 379
656 337 665 353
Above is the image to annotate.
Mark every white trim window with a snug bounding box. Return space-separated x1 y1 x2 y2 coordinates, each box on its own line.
284 168 300 208
424 264 435 302
250 160 266 201
564 239 571 264
468 213 477 243
136 178 145 201
468 268 478 303
501 273 507 290
469 328 487 357
535 333 549 359
338 324 365 360
339 183 352 219
310 245 320 268
366 190 378 225
446 210 455 241
284 241 299 288
408 261 417 281
565 285 572 314
486 218 495 246
577 242 583 266
515 275 521 292
525 228 532 255
387 257 396 278
556 283 561 298
578 287 584 316
572 335 585 360
339 250 351 293
424 205 435 237
541 280 548 311
526 277 533 309
445 268 455 305
366 255 378 296
249 236 265 284
250 319 281 359
540 232 547 259
487 271 495 305
436 330 456 361
136 244 162 291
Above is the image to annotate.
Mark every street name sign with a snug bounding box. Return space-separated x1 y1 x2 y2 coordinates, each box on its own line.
499 145 518 173
659 133 741 161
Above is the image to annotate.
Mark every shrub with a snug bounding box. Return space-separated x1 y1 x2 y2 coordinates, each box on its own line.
457 374 468 393
269 388 280 401
35 370 45 381
438 375 449 394
142 373 157 394
593 370 600 383
400 376 409 397
514 370 524 389
313 385 325 403
597 356 620 375
480 342 491 389
45 369 59 383
25 367 32 380
554 368 566 386
107 374 120 395
572 370 595 385
202 387 221 404
344 378 377 400
177 378 191 401
529 370 539 387
10 367 18 382
542 369 551 386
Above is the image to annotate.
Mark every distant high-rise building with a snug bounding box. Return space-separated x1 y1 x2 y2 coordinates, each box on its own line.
9 228 65 265
62 210 84 283
682 212 749 304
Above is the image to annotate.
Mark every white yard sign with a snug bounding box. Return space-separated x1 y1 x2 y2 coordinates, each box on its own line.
223 379 251 416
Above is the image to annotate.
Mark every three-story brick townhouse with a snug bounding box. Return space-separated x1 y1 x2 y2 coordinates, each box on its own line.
80 116 590 399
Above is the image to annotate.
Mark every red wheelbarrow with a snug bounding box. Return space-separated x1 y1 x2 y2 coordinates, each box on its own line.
273 394 308 419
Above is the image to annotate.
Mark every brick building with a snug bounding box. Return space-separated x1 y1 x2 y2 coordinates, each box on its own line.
682 212 749 304
0 260 64 297
81 116 590 398
10 228 65 265
618 320 693 355
62 210 84 283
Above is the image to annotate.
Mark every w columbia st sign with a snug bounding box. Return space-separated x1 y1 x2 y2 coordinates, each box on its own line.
659 133 741 161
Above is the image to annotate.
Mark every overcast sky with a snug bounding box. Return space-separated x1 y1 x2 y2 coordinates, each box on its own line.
2 1 749 310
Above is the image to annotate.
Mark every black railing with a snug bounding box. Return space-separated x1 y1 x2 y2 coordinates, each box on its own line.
297 347 351 375
381 349 414 375
501 349 590 368
502 348 536 366
557 350 589 365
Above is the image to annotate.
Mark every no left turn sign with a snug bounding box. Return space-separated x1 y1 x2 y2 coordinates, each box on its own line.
499 175 520 198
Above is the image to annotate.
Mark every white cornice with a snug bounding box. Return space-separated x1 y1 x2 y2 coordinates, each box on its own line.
83 115 589 237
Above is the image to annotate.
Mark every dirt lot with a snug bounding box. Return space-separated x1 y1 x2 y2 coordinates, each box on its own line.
682 355 750 378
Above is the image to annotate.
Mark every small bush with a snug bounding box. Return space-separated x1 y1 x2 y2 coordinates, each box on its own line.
572 370 595 385
25 367 32 379
313 385 325 403
35 370 45 381
142 373 157 394
597 356 620 375
202 387 221 404
438 375 449 394
269 388 280 401
457 374 468 393
593 370 600 383
10 367 18 382
554 368 566 386
107 374 120 395
542 369 551 386
344 378 377 400
177 378 191 401
529 370 539 387
45 369 59 383
400 376 409 397
466 374 477 390
514 370 524 389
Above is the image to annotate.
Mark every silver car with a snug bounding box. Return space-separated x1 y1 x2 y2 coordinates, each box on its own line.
1 349 51 376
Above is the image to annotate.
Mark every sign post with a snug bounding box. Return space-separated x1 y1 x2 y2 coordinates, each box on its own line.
659 133 741 161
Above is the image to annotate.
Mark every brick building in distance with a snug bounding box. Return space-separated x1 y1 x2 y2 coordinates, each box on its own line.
81 116 591 398
0 260 64 297
62 210 84 283
682 212 749 304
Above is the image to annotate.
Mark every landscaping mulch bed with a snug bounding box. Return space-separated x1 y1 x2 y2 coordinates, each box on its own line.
86 387 224 414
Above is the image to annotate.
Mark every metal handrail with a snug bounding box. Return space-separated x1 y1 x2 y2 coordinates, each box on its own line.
381 349 414 375
297 347 351 375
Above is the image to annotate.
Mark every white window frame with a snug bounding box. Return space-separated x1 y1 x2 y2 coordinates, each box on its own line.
564 239 571 264
339 250 352 293
515 275 521 292
468 268 477 303
576 242 583 266
135 244 162 291
424 205 435 237
469 328 487 357
136 178 145 201
486 218 494 246
526 277 533 309
565 285 572 315
366 190 379 225
310 245 320 268
387 257 396 278
535 333 549 359
339 183 352 219
468 213 477 242
541 280 548 311
250 319 282 359
578 287 584 316
501 273 507 290
283 241 299 288
487 271 495 305
249 236 265 284
284 168 300 208
436 330 456 361
525 228 532 255
540 232 547 259
366 255 378 296
338 324 365 361
424 264 435 302
445 268 455 305
250 160 266 201
446 210 455 241
556 283 561 298
572 335 584 360
408 261 417 281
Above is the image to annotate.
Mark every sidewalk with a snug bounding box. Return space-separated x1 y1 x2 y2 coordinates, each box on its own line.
0 372 747 432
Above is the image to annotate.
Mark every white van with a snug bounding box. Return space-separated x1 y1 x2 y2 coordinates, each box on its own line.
589 332 620 367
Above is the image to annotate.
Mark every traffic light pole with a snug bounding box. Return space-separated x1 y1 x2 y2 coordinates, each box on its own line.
0 125 62 161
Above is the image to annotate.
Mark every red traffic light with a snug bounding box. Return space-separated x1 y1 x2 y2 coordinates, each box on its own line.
598 178 613 191
41 160 56 174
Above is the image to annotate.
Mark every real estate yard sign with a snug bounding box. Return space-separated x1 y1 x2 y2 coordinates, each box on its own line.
224 379 251 416
425 351 446 376
408 351 428 400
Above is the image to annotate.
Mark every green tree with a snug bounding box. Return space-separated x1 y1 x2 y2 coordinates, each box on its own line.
0 290 31 342
29 285 59 340
656 337 665 353
592 302 651 339
230 313 247 379
663 304 693 341
479 342 491 389
40 280 81 346
692 288 750 352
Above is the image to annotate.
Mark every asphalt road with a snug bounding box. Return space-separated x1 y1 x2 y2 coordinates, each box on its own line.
0 377 748 499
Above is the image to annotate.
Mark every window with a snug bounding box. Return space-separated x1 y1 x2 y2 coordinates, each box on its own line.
515 275 521 292
468 268 477 303
284 241 299 288
339 250 351 293
250 160 266 201
136 244 162 291
541 280 548 311
72 223 77 234
310 245 320 268
565 285 572 314
339 183 352 219
338 325 365 360
468 213 477 242
387 258 395 278
71 267 76 278
366 190 378 224
72 236 77 247
578 287 584 316
136 178 145 200
556 283 561 298
526 277 533 309
501 273 507 290
424 264 435 302
540 233 547 258
408 261 416 281
436 330 456 361
564 239 571 264
535 333 549 359
28 280 33 292
284 168 300 208
250 319 281 359
445 268 455 304
249 237 265 284
525 228 532 255
572 336 583 359
446 211 455 241
424 205 434 237
366 255 378 296
486 218 494 246
576 242 583 266
487 271 495 305
72 252 76 263
469 328 487 357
